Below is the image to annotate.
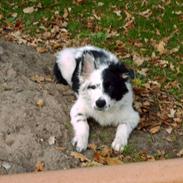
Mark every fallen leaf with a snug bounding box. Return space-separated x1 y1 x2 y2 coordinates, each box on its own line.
177 149 183 157
155 40 167 54
97 2 104 6
71 151 89 162
123 10 134 32
168 109 176 118
12 13 18 18
23 7 34 14
88 143 97 151
35 161 45 172
94 152 106 164
113 9 122 16
31 75 45 83
149 126 160 134
100 146 113 157
165 127 173 134
170 46 180 54
36 99 44 108
137 68 149 76
63 8 69 18
82 160 102 167
0 14 3 20
36 47 48 53
133 54 145 66
105 157 123 165
139 9 152 18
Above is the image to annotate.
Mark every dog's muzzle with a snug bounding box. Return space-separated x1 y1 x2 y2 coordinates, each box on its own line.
95 99 106 111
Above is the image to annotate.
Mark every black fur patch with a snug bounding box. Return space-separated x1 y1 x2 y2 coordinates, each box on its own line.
102 63 129 101
87 50 112 66
90 50 107 59
53 63 68 85
71 58 81 93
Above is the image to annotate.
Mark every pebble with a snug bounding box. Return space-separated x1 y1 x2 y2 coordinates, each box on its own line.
48 136 56 145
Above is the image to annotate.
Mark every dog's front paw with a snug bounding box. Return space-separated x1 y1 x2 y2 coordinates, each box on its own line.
72 135 88 152
111 137 127 152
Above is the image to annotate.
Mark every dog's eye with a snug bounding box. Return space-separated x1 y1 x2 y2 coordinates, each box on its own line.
87 85 96 90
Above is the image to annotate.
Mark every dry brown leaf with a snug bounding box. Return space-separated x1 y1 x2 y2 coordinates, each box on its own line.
139 9 152 18
31 75 45 83
12 13 18 18
100 146 113 157
43 32 51 39
82 160 102 167
36 47 48 53
23 7 34 14
168 109 176 118
105 157 123 165
0 14 3 20
88 143 97 151
93 152 106 164
133 54 145 66
137 68 149 76
165 127 173 134
36 99 44 108
155 40 167 54
63 8 69 18
177 149 183 157
71 151 89 162
149 126 160 134
123 10 134 32
35 161 45 172
113 9 122 16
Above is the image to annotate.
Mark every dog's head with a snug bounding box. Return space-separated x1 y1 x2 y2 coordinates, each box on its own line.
79 52 133 111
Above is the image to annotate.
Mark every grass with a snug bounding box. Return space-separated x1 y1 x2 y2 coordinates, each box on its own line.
0 0 182 101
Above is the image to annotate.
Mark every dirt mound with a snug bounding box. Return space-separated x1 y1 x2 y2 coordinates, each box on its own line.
0 40 79 174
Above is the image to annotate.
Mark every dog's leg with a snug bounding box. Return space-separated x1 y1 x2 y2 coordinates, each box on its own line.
70 102 89 152
112 110 139 151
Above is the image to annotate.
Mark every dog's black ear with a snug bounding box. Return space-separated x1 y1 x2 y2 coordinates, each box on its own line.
113 62 135 80
81 51 95 79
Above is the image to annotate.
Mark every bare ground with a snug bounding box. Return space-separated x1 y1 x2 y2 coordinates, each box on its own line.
0 40 182 175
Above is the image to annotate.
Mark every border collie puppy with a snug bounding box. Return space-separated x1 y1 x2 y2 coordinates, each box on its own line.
54 46 139 152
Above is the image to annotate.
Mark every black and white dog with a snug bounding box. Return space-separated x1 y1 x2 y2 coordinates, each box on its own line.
54 46 139 152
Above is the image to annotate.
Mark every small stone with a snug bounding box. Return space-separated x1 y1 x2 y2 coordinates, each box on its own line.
48 136 55 145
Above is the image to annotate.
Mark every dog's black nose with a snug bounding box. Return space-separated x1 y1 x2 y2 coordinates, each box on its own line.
96 99 106 109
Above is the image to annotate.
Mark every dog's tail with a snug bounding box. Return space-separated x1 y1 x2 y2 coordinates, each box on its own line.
53 63 68 85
